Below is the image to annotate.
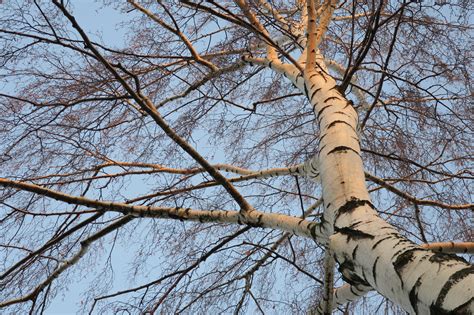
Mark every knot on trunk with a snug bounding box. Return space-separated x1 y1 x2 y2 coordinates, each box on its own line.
338 259 370 287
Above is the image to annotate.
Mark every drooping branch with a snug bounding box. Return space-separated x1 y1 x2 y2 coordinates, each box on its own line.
0 213 103 282
155 61 246 109
147 226 252 313
366 173 474 210
0 215 134 308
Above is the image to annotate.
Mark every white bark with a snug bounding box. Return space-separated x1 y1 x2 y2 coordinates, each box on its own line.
0 178 326 242
243 49 473 313
300 67 473 314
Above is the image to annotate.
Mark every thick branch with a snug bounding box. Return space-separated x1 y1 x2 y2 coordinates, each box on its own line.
0 178 326 242
421 242 474 254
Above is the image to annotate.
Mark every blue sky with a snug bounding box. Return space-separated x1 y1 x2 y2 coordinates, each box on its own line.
47 2 134 314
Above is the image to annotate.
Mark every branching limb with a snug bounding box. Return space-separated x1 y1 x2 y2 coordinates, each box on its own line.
0 213 103 282
0 215 134 308
155 60 246 108
128 1 218 71
95 161 306 177
241 56 305 90
234 0 279 61
365 173 474 210
52 0 253 216
306 0 337 71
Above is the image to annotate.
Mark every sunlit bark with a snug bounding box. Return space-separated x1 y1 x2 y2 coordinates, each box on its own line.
0 1 472 313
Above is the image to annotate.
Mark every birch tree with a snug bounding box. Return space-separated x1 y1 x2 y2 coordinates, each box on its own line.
0 0 472 314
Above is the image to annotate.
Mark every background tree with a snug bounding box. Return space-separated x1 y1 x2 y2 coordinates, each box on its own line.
0 0 472 314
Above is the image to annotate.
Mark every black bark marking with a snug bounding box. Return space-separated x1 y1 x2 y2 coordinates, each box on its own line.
429 252 468 265
319 71 328 82
318 132 327 145
311 88 322 101
392 246 418 264
309 222 320 240
327 146 359 156
325 120 355 131
409 275 423 314
372 235 396 250
372 257 379 286
169 212 184 221
350 285 358 296
393 238 413 248
348 220 364 229
317 104 332 118
330 85 340 91
336 197 374 218
318 144 327 156
430 298 473 315
247 219 264 228
319 214 328 226
335 226 375 241
324 96 341 103
361 269 370 288
338 260 370 287
393 248 425 288
334 110 352 118
352 245 359 260
432 266 474 314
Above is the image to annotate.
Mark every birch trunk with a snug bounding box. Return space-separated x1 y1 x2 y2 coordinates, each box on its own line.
292 66 473 313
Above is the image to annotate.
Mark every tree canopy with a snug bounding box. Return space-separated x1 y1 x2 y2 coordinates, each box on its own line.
0 1 472 314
